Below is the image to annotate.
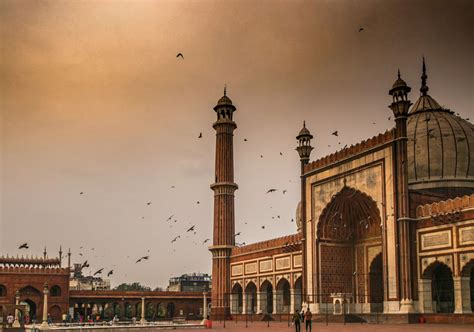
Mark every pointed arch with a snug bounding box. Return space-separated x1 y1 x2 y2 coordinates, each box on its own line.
317 186 382 241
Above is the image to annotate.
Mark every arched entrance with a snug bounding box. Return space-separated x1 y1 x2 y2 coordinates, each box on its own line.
21 299 37 321
369 253 383 312
245 282 257 314
157 303 166 319
317 186 383 313
260 281 273 314
276 278 290 314
19 286 41 321
230 283 243 314
166 302 175 319
294 277 302 312
432 264 454 313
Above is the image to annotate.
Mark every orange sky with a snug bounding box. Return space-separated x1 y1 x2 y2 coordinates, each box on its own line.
0 0 472 288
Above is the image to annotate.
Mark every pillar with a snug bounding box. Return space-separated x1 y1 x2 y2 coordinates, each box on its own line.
256 291 262 314
272 292 277 314
41 284 49 328
454 277 472 314
140 298 147 324
201 291 208 324
418 279 433 313
242 292 247 314
12 291 20 328
290 289 295 314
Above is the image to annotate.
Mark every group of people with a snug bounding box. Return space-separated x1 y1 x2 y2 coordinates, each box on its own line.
292 307 312 332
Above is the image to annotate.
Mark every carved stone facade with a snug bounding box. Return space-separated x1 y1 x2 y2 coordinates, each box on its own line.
214 62 474 321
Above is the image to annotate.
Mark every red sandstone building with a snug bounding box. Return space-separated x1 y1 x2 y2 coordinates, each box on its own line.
209 60 474 323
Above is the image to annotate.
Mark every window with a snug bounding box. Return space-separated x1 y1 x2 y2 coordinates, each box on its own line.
50 285 61 297
0 285 6 297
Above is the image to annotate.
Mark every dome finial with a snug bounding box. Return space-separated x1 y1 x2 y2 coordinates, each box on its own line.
397 68 401 79
303 120 306 128
224 84 227 97
420 56 429 96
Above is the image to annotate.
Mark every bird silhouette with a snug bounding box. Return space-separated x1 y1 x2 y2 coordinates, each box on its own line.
260 155 263 158
197 201 200 204
176 53 184 59
283 190 287 194
261 225 265 229
359 27 365 32
166 215 174 222
187 225 196 232
107 270 114 277
232 232 241 238
202 239 210 245
198 133 202 138
80 192 84 195
18 243 28 249
279 152 283 156
244 138 248 142
147 202 152 206
170 186 175 189
171 236 180 243
332 131 338 136
81 261 89 269
135 256 149 263
266 189 277 194
93 268 103 276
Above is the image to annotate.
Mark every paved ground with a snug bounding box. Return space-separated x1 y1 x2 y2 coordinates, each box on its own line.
172 321 473 331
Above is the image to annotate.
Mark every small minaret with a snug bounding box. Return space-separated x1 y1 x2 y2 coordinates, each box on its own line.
295 121 313 304
67 248 71 269
389 68 414 312
43 247 47 260
59 245 63 267
209 87 238 319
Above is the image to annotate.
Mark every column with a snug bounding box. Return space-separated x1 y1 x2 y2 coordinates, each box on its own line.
41 284 49 328
454 277 472 314
12 291 20 328
418 279 433 313
201 291 208 324
290 289 295 314
242 293 247 314
256 291 262 314
272 292 277 314
139 298 147 324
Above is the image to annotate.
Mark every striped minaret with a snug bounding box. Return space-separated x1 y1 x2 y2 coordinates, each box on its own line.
209 87 238 319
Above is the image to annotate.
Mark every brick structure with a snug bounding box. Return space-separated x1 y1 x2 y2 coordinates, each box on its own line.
212 60 474 322
0 251 70 323
209 87 238 319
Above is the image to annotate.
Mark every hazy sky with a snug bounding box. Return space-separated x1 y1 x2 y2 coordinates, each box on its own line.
0 0 472 288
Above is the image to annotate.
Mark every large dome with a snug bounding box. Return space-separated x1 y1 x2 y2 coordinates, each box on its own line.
406 97 474 190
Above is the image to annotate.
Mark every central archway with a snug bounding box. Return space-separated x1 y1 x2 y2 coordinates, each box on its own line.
431 264 454 313
245 282 257 314
260 281 273 314
317 186 383 313
231 283 243 314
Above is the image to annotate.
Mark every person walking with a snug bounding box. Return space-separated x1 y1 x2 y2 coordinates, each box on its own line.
292 309 301 332
6 313 14 327
304 308 312 332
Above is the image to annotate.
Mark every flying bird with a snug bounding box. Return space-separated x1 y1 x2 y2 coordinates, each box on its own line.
135 256 149 263
171 236 180 243
260 155 263 158
93 268 103 276
261 225 265 229
266 189 277 194
332 131 338 136
283 190 287 194
81 261 89 269
18 243 28 249
166 215 174 222
244 138 248 142
107 270 114 277
169 186 175 189
359 27 365 32
80 192 84 195
198 133 202 138
279 152 283 156
197 201 200 204
176 53 184 59
232 232 241 238
187 225 196 232
146 202 152 206
202 239 210 245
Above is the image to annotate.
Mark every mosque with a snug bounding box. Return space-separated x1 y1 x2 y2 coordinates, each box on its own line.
209 59 474 323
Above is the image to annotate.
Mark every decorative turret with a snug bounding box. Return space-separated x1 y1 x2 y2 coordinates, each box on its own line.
389 69 412 118
296 121 314 166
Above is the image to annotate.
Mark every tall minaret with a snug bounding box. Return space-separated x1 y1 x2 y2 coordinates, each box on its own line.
209 87 238 319
389 68 414 312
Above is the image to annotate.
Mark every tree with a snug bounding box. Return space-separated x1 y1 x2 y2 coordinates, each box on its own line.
113 282 151 292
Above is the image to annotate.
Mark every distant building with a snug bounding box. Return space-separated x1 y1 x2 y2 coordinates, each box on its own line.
167 273 211 292
69 264 110 291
